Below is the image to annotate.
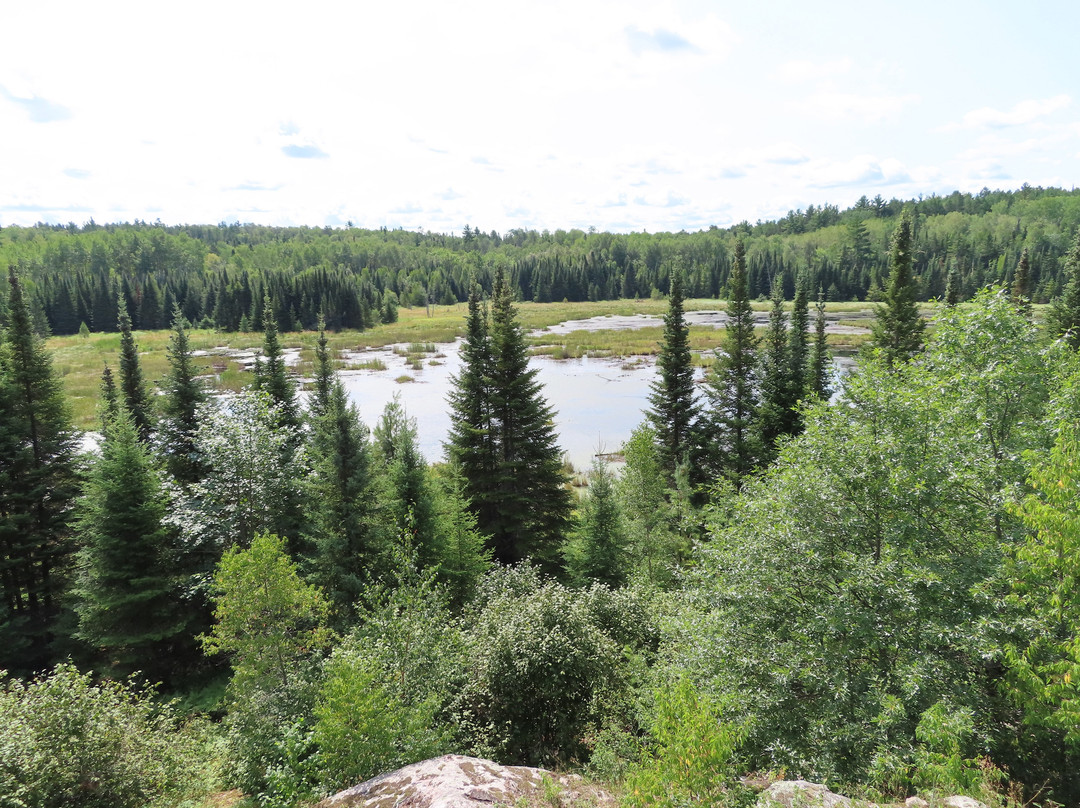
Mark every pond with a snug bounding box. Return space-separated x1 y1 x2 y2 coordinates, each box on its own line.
338 341 681 470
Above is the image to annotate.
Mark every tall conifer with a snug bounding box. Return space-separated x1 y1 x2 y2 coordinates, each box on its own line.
807 287 832 401
118 296 154 442
1049 233 1080 348
871 209 925 365
756 276 792 462
647 267 697 481
702 239 760 487
159 308 208 485
253 294 300 431
0 267 78 670
1012 248 1032 317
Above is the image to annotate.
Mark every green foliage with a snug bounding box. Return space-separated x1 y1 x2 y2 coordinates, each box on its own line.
647 267 698 481
252 295 300 432
807 286 832 401
73 411 189 682
117 295 154 442
455 566 656 767
623 678 745 808
870 210 925 365
673 289 1059 785
755 276 794 462
0 266 78 672
0 663 213 808
702 239 760 488
157 307 208 486
1048 232 1080 347
203 532 331 693
447 269 572 567
314 646 449 792
563 460 629 587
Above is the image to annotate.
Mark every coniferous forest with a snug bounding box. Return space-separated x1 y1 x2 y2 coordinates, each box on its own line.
5 192 1080 808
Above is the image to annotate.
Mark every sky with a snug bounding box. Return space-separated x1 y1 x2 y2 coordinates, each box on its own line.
1 0 1078 234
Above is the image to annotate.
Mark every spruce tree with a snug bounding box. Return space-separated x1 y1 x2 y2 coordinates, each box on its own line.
253 294 300 431
486 268 572 566
310 316 335 420
1012 247 1032 316
871 209 925 365
561 460 628 586
807 286 832 401
446 283 496 533
944 261 961 308
702 239 760 487
307 378 378 626
0 267 78 671
447 270 571 567
158 308 208 486
1049 234 1080 348
788 277 810 407
756 276 792 462
99 363 120 428
118 296 154 442
647 267 698 481
74 411 189 681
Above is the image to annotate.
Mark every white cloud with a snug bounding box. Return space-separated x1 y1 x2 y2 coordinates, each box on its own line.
774 58 853 83
949 95 1071 130
795 92 920 123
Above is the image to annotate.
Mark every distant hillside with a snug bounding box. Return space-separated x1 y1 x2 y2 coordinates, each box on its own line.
2 184 1078 335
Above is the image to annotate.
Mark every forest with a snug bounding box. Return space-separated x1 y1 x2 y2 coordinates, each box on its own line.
2 185 1080 337
4 200 1080 808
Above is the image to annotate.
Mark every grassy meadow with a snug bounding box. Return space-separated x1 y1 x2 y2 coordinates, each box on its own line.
48 298 882 430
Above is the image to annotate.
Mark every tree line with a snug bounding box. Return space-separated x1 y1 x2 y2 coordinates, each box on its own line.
3 185 1080 337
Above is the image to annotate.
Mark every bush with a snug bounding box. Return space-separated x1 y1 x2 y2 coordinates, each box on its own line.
0 663 211 808
454 566 656 767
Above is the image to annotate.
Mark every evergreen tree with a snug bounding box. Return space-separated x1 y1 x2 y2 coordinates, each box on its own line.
446 283 496 533
117 296 154 442
430 471 491 610
561 460 628 586
158 308 208 486
702 239 760 488
99 363 119 428
807 286 832 401
1048 233 1080 348
486 268 572 566
1012 247 1032 316
787 276 810 412
73 411 189 681
307 378 378 626
0 267 78 671
756 276 792 462
870 209 925 365
447 269 571 567
647 267 697 481
944 260 961 307
253 294 300 431
310 316 335 420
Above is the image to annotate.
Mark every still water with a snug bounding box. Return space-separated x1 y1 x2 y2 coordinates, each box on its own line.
338 341 680 470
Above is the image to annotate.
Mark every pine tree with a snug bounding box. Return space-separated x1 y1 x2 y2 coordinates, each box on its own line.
99 363 120 428
486 268 572 565
253 294 300 431
1049 234 1080 348
788 277 810 409
0 266 78 671
307 378 378 626
647 267 698 481
1012 248 1032 316
158 308 208 486
117 296 154 442
446 283 496 532
944 261 961 308
74 411 189 681
310 316 335 420
702 239 760 487
561 460 627 586
756 276 792 462
447 269 571 567
807 286 832 401
871 209 925 365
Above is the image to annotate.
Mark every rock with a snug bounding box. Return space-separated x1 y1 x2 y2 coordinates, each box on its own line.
758 780 852 808
904 797 929 808
315 754 616 808
943 798 988 808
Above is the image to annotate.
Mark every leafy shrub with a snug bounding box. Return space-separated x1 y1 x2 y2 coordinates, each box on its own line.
454 565 656 766
0 663 210 808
